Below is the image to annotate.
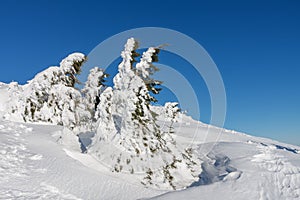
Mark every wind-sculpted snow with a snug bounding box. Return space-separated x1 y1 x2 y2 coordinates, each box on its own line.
0 110 300 199
151 141 300 200
0 122 75 200
0 123 36 181
0 120 162 200
190 154 241 186
251 143 300 199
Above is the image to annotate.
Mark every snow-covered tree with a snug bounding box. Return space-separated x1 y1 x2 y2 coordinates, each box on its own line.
164 102 180 134
165 102 180 120
90 38 201 190
90 87 117 157
136 47 162 102
21 53 90 129
22 66 63 123
2 39 201 190
82 67 108 118
4 82 24 121
60 53 87 87
111 38 164 153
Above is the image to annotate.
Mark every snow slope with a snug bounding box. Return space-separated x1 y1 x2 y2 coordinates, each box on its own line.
151 141 300 200
0 120 163 200
1 82 300 199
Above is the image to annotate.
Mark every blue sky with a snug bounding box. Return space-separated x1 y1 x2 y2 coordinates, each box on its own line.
0 0 299 146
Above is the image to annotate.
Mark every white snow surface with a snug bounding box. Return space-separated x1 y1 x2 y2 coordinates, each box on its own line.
0 83 300 199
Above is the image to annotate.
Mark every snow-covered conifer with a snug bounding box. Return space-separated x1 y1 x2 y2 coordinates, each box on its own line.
21 53 90 129
91 38 201 190
90 87 116 157
164 102 180 134
4 82 24 121
60 53 87 87
82 67 108 117
136 47 162 102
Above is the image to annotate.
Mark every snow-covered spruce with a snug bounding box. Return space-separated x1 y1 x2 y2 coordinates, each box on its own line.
82 67 108 119
4 53 91 130
93 87 114 141
164 102 180 134
4 82 24 121
136 46 162 101
2 39 201 190
89 38 201 190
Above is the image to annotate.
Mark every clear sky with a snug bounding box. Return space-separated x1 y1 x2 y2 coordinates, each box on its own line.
0 0 299 146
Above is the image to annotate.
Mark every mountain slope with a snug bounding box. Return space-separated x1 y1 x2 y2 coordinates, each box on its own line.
0 82 300 199
151 141 300 200
0 120 163 200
